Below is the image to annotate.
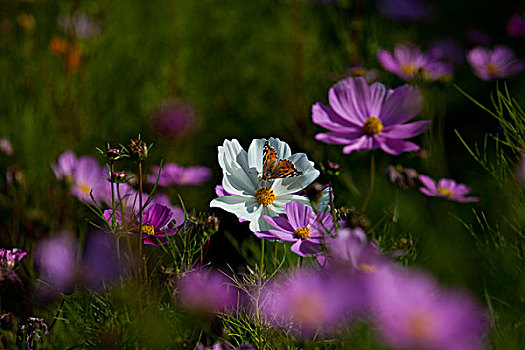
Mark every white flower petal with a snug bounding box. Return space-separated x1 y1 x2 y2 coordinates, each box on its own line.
249 205 278 232
269 137 292 160
210 196 261 221
218 139 244 170
247 138 266 173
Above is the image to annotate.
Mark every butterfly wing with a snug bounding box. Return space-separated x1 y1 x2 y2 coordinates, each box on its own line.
262 141 278 180
271 159 303 179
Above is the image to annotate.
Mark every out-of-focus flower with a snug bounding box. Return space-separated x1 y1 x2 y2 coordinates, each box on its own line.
367 267 488 350
466 46 525 81
210 138 319 232
312 77 430 155
376 0 435 22
71 156 105 204
17 317 49 350
260 268 364 337
0 248 27 269
52 150 77 180
34 231 123 296
377 43 453 82
148 163 212 186
34 233 78 293
507 14 525 38
49 36 69 56
255 201 334 257
0 138 13 156
387 164 418 189
466 29 492 45
58 13 102 38
418 175 479 203
429 39 465 67
48 36 82 72
177 268 239 314
325 228 385 273
152 101 200 139
16 13 36 30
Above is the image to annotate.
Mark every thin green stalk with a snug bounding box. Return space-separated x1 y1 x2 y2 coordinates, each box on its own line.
138 161 143 282
360 152 375 212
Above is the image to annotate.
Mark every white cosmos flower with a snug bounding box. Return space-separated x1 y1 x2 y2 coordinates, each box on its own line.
210 137 320 232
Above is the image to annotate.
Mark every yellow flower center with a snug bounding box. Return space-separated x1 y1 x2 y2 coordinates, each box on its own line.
406 311 433 341
486 63 499 75
357 263 376 273
255 187 276 206
294 226 311 240
400 63 419 76
141 224 155 236
79 183 91 196
437 187 454 197
362 117 383 136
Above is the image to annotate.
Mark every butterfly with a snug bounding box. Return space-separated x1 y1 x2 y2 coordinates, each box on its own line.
261 140 303 181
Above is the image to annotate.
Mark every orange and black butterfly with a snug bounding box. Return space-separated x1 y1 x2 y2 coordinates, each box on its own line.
261 140 303 181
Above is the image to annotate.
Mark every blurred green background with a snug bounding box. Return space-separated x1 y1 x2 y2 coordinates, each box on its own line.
1 0 525 347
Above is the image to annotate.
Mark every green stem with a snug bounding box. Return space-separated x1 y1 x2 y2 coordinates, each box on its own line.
138 161 144 282
360 152 375 212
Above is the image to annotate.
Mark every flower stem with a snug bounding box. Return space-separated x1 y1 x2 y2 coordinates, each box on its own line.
360 151 375 212
138 161 143 282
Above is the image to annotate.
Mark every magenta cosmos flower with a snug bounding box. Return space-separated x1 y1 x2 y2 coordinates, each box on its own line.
52 150 77 180
147 163 211 186
377 43 453 82
259 268 364 338
104 203 180 245
0 248 27 269
467 46 525 80
368 267 488 350
255 201 335 257
312 77 430 155
71 156 105 204
152 100 200 139
324 227 386 273
177 268 239 314
419 175 479 203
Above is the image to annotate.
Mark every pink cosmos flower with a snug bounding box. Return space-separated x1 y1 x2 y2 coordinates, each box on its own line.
377 43 453 82
104 203 181 245
312 77 430 155
259 268 364 338
147 163 211 186
152 100 200 140
70 156 105 204
466 46 525 81
418 175 479 203
177 268 239 314
255 201 335 257
52 150 77 180
367 267 488 350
